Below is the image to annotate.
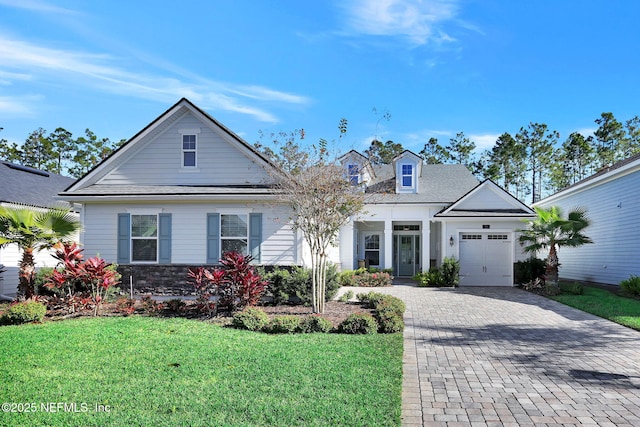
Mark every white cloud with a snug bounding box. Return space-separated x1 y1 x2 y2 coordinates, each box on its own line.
340 0 460 45
469 133 500 152
0 35 310 123
0 95 40 116
0 0 78 15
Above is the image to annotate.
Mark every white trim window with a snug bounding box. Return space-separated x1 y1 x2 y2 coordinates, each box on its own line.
348 164 359 185
364 234 381 267
401 164 413 187
221 214 248 255
131 214 158 262
182 134 197 167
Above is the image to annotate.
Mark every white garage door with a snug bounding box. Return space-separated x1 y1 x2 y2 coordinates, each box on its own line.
459 233 513 286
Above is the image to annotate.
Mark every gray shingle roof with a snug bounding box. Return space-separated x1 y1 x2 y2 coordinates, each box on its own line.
0 161 76 208
365 163 479 203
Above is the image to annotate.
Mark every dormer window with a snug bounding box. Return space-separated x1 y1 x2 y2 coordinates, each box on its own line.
348 164 359 185
182 134 197 167
401 164 413 187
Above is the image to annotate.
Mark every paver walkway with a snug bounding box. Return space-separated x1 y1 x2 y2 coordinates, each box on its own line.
338 283 640 426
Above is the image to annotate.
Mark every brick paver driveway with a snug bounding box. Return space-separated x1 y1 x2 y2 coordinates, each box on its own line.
360 283 640 426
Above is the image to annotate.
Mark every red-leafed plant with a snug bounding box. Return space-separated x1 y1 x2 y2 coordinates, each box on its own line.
186 252 267 314
44 242 121 315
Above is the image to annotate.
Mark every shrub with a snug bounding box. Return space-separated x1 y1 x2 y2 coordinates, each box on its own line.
374 297 406 317
232 307 269 331
1 301 46 325
621 276 640 296
266 315 302 334
140 296 164 316
415 268 445 287
441 257 460 287
298 315 333 333
115 297 136 315
339 269 392 287
375 310 404 333
514 257 546 284
262 265 340 306
187 252 268 313
338 290 354 303
339 313 378 334
165 298 186 314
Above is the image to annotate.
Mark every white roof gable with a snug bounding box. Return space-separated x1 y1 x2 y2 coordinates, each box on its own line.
65 98 280 193
436 179 535 217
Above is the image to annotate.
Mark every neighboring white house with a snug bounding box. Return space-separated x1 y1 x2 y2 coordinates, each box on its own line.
58 98 535 291
535 153 640 285
0 162 76 300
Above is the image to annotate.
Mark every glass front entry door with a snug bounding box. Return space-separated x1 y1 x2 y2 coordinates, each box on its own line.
394 235 420 277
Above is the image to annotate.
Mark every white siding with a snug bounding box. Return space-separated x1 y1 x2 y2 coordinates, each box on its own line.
100 112 273 186
456 187 517 210
536 170 640 285
0 245 60 298
82 202 297 265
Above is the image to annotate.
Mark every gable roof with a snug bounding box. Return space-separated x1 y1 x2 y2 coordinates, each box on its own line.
60 98 284 200
435 179 535 217
0 161 75 208
537 152 640 205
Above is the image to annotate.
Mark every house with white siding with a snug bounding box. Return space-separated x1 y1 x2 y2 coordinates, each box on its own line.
0 162 76 300
58 98 535 292
535 154 640 285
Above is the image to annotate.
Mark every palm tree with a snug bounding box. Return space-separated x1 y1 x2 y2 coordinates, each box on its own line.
0 204 81 299
518 206 593 286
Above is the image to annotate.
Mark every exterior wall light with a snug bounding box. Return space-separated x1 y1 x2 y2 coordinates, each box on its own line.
449 236 454 247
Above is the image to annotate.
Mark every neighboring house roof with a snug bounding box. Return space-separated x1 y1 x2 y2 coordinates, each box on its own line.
538 152 640 205
366 163 480 203
0 161 75 208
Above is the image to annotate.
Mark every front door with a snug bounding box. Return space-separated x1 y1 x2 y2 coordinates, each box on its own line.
394 235 420 276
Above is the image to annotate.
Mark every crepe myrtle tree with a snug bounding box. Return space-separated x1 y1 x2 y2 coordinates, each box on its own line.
518 206 592 287
265 120 366 313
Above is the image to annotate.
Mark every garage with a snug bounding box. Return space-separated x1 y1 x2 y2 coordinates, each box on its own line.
459 232 513 286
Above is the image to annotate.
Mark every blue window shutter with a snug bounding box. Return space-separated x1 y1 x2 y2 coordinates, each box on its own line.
249 213 262 263
158 213 172 264
207 213 220 264
117 213 131 264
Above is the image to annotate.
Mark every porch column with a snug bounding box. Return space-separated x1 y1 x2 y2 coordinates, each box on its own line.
422 222 430 272
339 221 355 271
384 219 393 270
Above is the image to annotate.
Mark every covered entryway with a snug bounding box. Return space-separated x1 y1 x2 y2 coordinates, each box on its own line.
394 234 420 277
459 232 513 286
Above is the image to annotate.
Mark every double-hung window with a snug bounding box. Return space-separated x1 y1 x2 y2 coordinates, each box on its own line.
364 234 380 266
131 214 158 262
348 164 359 185
401 164 413 187
182 134 197 167
221 214 248 255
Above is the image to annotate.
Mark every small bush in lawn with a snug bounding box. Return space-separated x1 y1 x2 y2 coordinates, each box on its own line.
1 300 46 325
165 298 186 314
620 276 640 296
339 313 378 334
266 315 302 334
338 290 354 303
376 310 405 333
140 296 164 316
232 307 269 331
298 315 333 333
115 296 136 315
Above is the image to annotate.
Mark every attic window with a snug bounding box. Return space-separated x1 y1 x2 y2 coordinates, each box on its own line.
182 134 197 167
401 164 413 187
348 164 359 185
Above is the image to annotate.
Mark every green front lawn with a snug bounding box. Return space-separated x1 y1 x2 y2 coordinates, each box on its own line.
0 317 403 426
550 286 640 330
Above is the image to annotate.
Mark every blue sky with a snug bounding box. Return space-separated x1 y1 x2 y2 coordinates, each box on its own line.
1 0 639 156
